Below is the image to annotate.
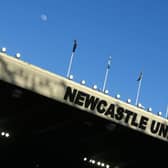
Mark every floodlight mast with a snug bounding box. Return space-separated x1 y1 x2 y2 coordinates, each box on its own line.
102 56 112 93
66 40 77 78
135 72 143 106
67 52 75 78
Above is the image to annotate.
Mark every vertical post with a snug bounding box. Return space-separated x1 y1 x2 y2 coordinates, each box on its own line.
166 104 168 119
67 52 74 78
66 40 77 78
135 72 143 106
102 56 112 93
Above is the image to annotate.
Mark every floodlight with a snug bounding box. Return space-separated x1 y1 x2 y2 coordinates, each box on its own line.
147 107 152 112
5 132 10 138
137 103 145 109
101 163 105 167
1 47 7 53
127 98 131 104
104 90 109 94
137 103 142 108
93 85 98 90
158 111 162 116
81 80 86 85
115 94 120 99
92 160 95 164
97 162 101 166
69 74 74 80
1 132 5 136
15 53 21 59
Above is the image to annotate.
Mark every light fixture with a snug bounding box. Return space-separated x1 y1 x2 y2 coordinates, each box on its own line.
97 162 101 166
104 90 109 94
137 103 142 108
158 111 162 116
5 133 10 138
137 103 145 109
82 156 112 168
127 98 131 104
89 159 92 163
101 163 105 167
81 80 86 85
93 84 98 90
15 53 21 59
1 131 10 138
115 94 120 99
147 107 152 112
69 74 74 80
1 47 7 53
92 160 95 164
1 132 5 136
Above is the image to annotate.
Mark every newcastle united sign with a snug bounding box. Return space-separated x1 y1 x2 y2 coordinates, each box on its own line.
64 86 168 142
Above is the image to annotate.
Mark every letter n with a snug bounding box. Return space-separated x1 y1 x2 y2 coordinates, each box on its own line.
64 86 77 103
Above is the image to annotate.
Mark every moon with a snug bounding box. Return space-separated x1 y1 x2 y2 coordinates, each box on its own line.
40 14 48 21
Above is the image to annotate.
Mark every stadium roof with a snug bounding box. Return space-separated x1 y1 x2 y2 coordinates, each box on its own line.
0 52 167 167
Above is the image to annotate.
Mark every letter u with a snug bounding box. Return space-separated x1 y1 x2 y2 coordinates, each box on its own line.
150 120 160 134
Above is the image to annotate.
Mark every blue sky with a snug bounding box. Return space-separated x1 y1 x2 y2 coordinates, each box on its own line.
0 0 168 116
